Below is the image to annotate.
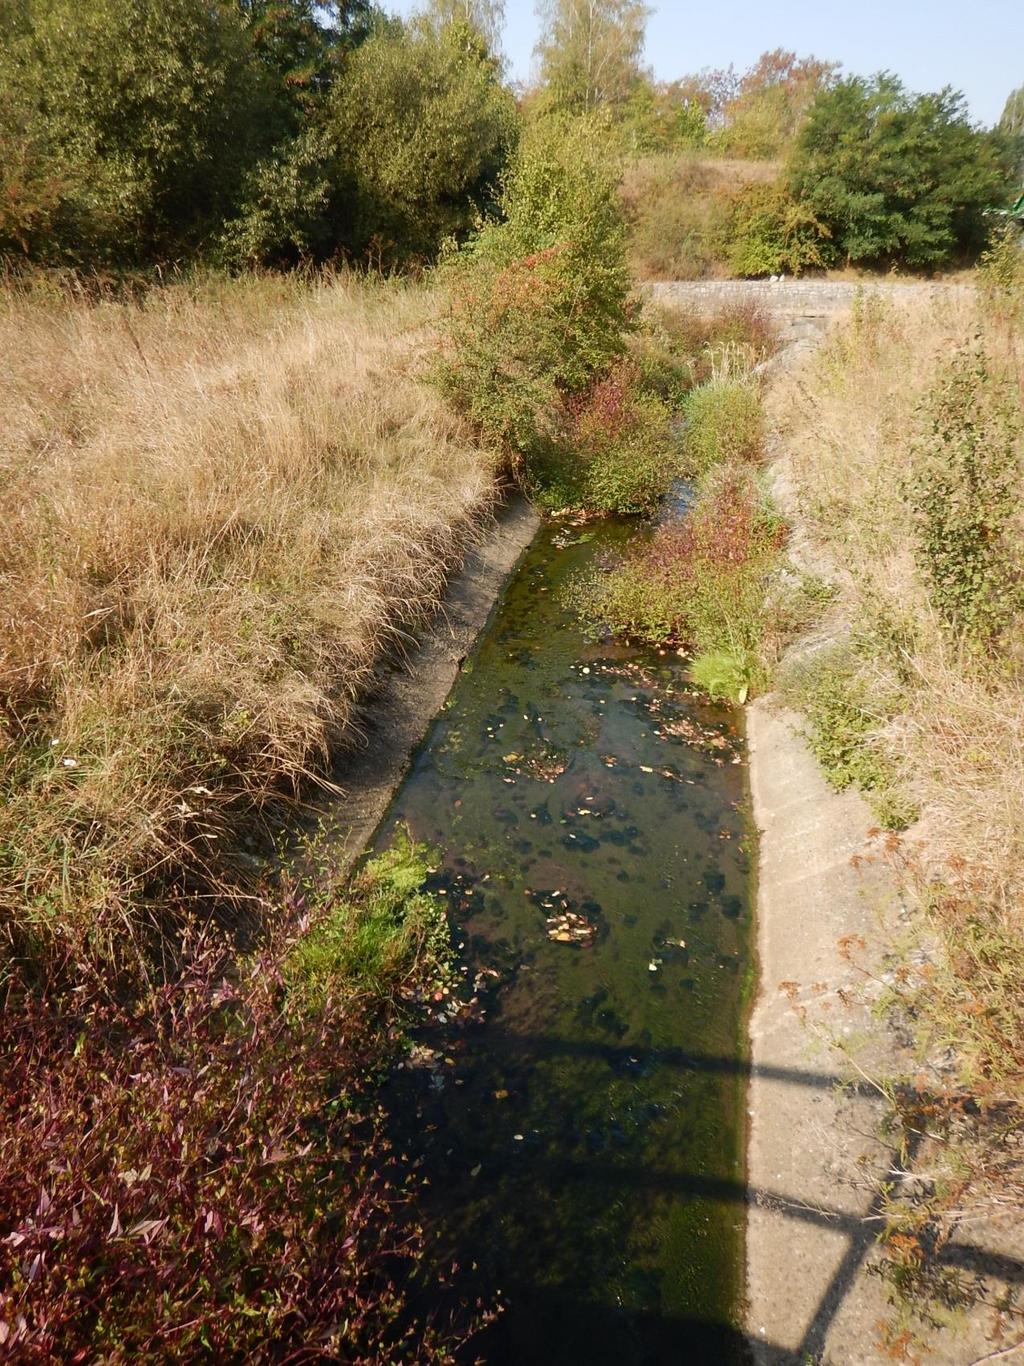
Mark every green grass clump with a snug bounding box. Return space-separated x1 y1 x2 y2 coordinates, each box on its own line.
285 833 451 1011
574 467 786 698
783 648 916 829
688 647 758 704
682 378 765 477
528 361 682 515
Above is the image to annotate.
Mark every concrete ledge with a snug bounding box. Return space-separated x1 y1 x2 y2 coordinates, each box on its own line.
318 494 540 872
746 700 897 1364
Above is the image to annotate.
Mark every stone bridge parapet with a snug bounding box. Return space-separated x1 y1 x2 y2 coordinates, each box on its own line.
647 278 975 343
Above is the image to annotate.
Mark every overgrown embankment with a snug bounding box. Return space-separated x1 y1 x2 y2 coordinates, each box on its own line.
758 266 1024 1349
0 271 507 1357
0 271 498 983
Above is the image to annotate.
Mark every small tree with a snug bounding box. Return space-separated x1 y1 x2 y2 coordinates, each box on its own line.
716 50 839 159
426 0 506 54
788 75 1009 270
439 114 630 450
329 15 516 263
999 84 1024 181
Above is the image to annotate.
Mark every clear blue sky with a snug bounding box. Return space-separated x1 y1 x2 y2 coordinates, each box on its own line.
388 0 1022 127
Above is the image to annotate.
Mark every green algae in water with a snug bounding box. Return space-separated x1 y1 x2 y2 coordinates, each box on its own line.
378 521 753 1364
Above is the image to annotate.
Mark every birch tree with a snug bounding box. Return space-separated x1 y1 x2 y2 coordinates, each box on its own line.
1000 86 1024 180
427 0 505 54
534 0 650 112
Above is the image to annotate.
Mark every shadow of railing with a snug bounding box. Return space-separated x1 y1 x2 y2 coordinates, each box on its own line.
415 1031 1024 1364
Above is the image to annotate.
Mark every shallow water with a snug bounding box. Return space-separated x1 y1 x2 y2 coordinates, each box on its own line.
375 519 754 1364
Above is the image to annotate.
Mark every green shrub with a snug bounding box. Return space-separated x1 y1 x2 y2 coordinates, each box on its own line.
218 127 339 267
0 0 275 265
721 181 830 277
329 15 516 264
711 51 839 161
783 648 915 828
979 223 1024 293
528 360 681 513
438 113 631 459
616 79 708 155
575 468 787 687
626 316 693 405
788 75 1010 270
906 350 1022 649
682 377 765 476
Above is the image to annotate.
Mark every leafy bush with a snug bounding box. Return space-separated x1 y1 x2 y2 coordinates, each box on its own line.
576 469 787 688
0 0 275 265
329 15 516 264
527 360 680 513
218 127 340 267
783 648 916 828
721 181 831 277
616 78 707 154
682 377 765 476
978 222 1024 294
712 50 839 160
788 75 1009 270
0 841 474 1361
906 350 1022 649
438 114 635 485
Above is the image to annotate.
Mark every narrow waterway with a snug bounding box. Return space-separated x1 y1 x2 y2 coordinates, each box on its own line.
375 518 754 1364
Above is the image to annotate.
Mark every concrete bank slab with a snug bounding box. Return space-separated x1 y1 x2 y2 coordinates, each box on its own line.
647 278 975 346
319 493 540 870
746 699 898 1363
745 701 1024 1365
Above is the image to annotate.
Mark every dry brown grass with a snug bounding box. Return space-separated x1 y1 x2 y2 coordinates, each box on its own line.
0 271 498 981
770 290 1024 910
769 286 1024 1324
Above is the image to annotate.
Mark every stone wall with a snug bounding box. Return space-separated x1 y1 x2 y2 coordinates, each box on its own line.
647 278 975 343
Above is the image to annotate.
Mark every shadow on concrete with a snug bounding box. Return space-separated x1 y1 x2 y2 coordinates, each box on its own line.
422 1032 1024 1364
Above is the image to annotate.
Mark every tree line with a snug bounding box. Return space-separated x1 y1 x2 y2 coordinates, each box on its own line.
0 0 1019 274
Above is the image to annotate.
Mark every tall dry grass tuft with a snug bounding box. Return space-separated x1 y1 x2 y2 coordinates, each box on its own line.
621 153 780 281
0 271 498 983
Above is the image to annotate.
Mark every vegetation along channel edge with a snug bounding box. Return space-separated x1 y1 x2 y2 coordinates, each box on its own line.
3 0 1023 1358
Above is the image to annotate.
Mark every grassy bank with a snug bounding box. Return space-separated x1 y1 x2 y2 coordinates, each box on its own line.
768 279 1024 1321
0 269 502 1356
621 153 780 280
0 271 497 986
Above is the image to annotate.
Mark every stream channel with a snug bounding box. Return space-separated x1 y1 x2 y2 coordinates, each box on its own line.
373 515 754 1364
